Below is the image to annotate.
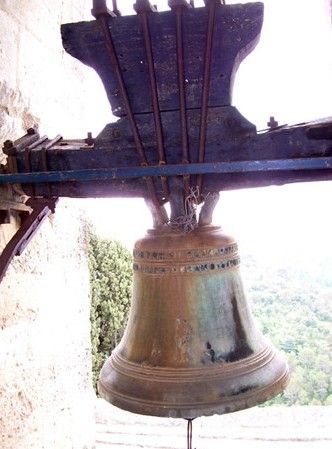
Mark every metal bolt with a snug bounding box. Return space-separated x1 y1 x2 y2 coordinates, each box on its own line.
267 116 279 129
134 0 157 13
85 132 94 146
3 140 13 149
0 210 11 225
111 128 121 139
3 140 15 155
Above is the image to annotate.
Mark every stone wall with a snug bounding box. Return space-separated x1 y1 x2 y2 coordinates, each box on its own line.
0 1 98 448
0 0 99 144
0 201 94 449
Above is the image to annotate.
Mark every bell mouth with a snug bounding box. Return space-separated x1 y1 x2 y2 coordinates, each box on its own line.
98 345 289 419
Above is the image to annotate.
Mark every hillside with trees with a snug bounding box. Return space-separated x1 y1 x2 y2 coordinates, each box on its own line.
241 252 332 406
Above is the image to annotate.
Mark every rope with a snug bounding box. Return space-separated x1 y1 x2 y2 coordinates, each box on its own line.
168 186 200 233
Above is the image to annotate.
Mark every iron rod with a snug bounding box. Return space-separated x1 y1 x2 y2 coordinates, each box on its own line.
139 10 169 197
197 1 217 197
97 13 165 218
1 158 332 184
98 16 147 164
174 5 191 198
175 7 189 164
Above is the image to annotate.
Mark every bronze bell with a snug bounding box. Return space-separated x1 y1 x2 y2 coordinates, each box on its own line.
98 225 289 418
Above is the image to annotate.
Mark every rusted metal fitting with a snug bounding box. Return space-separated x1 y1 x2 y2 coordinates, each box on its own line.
91 0 117 18
110 0 121 16
26 197 58 213
85 132 95 146
111 128 121 139
204 0 226 7
267 116 279 129
0 210 11 224
0 197 59 283
134 0 157 13
3 140 14 155
168 0 192 9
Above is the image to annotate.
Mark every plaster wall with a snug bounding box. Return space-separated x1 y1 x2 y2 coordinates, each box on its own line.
0 1 98 448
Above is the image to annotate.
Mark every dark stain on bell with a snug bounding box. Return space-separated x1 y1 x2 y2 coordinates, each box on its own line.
224 295 254 362
206 341 215 362
204 294 255 364
204 341 226 364
231 385 257 396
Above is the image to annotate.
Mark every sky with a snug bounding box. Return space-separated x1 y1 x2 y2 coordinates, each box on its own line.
82 0 332 261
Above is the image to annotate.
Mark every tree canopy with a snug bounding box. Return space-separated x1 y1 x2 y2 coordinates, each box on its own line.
241 252 332 406
88 229 132 391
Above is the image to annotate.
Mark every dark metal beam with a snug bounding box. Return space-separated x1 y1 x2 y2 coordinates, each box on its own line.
1 157 332 185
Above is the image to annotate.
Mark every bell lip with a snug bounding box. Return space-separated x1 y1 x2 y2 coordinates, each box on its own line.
98 365 290 419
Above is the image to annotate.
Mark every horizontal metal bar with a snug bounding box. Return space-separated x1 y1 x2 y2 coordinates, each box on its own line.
1 158 332 185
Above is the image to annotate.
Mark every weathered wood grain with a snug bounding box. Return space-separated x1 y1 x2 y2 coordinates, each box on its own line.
61 3 263 116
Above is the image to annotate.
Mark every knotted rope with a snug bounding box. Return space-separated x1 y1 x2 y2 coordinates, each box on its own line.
168 186 200 233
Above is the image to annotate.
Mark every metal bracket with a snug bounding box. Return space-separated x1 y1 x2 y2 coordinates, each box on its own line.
0 197 58 283
168 0 192 9
134 0 158 13
91 0 119 18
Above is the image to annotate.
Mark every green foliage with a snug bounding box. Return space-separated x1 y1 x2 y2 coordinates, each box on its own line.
241 253 332 406
88 228 132 392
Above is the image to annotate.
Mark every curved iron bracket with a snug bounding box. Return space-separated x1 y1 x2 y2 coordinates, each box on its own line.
0 197 58 283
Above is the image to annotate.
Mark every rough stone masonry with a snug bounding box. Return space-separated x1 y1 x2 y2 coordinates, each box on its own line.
0 2 98 448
